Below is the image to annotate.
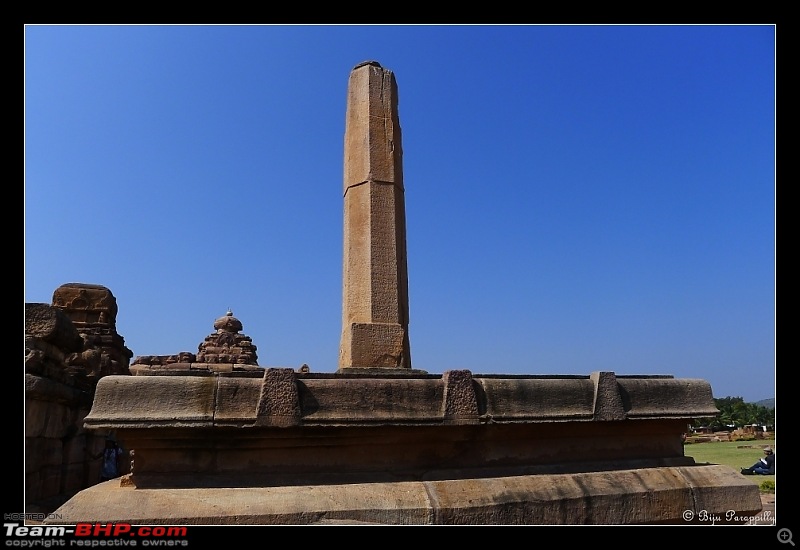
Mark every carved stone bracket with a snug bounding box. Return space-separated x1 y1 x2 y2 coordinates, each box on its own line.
591 371 626 421
255 368 301 427
442 370 479 425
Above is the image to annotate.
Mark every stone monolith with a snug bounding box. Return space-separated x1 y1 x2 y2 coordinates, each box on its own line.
339 61 412 371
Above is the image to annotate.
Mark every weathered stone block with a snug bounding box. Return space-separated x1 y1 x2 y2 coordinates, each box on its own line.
25 303 84 352
52 283 119 326
616 376 718 418
215 377 262 422
299 377 443 422
591 371 626 421
87 375 216 424
340 322 409 369
255 368 300 426
478 377 595 420
441 370 479 423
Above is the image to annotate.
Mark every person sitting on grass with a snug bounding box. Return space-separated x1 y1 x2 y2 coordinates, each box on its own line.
741 447 775 475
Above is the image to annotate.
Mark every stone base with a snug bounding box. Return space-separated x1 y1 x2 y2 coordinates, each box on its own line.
48 464 760 525
339 322 411 369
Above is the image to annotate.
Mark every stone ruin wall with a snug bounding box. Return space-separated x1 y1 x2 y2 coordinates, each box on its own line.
24 283 133 513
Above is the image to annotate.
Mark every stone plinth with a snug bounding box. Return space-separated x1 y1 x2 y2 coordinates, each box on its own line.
46 370 763 525
51 463 758 525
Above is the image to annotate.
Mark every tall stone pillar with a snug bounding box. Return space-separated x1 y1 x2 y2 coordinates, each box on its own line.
339 61 413 371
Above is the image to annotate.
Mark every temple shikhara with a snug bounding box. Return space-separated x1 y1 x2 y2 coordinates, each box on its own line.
29 61 763 525
130 310 261 374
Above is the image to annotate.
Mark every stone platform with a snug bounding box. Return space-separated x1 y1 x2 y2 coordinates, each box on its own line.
52 464 757 525
47 369 763 525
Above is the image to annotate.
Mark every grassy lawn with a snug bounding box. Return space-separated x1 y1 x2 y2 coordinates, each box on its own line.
683 439 775 492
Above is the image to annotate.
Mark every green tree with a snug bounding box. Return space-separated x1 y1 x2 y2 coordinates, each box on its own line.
690 396 774 433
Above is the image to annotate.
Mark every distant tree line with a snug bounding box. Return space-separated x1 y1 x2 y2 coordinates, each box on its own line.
691 396 775 432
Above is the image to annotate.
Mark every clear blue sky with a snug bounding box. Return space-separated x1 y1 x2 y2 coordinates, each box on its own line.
24 25 775 403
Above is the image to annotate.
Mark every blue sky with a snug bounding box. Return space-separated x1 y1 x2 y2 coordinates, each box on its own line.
24 25 775 403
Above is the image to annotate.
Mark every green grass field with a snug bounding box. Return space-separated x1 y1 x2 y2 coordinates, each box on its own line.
683 439 775 492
